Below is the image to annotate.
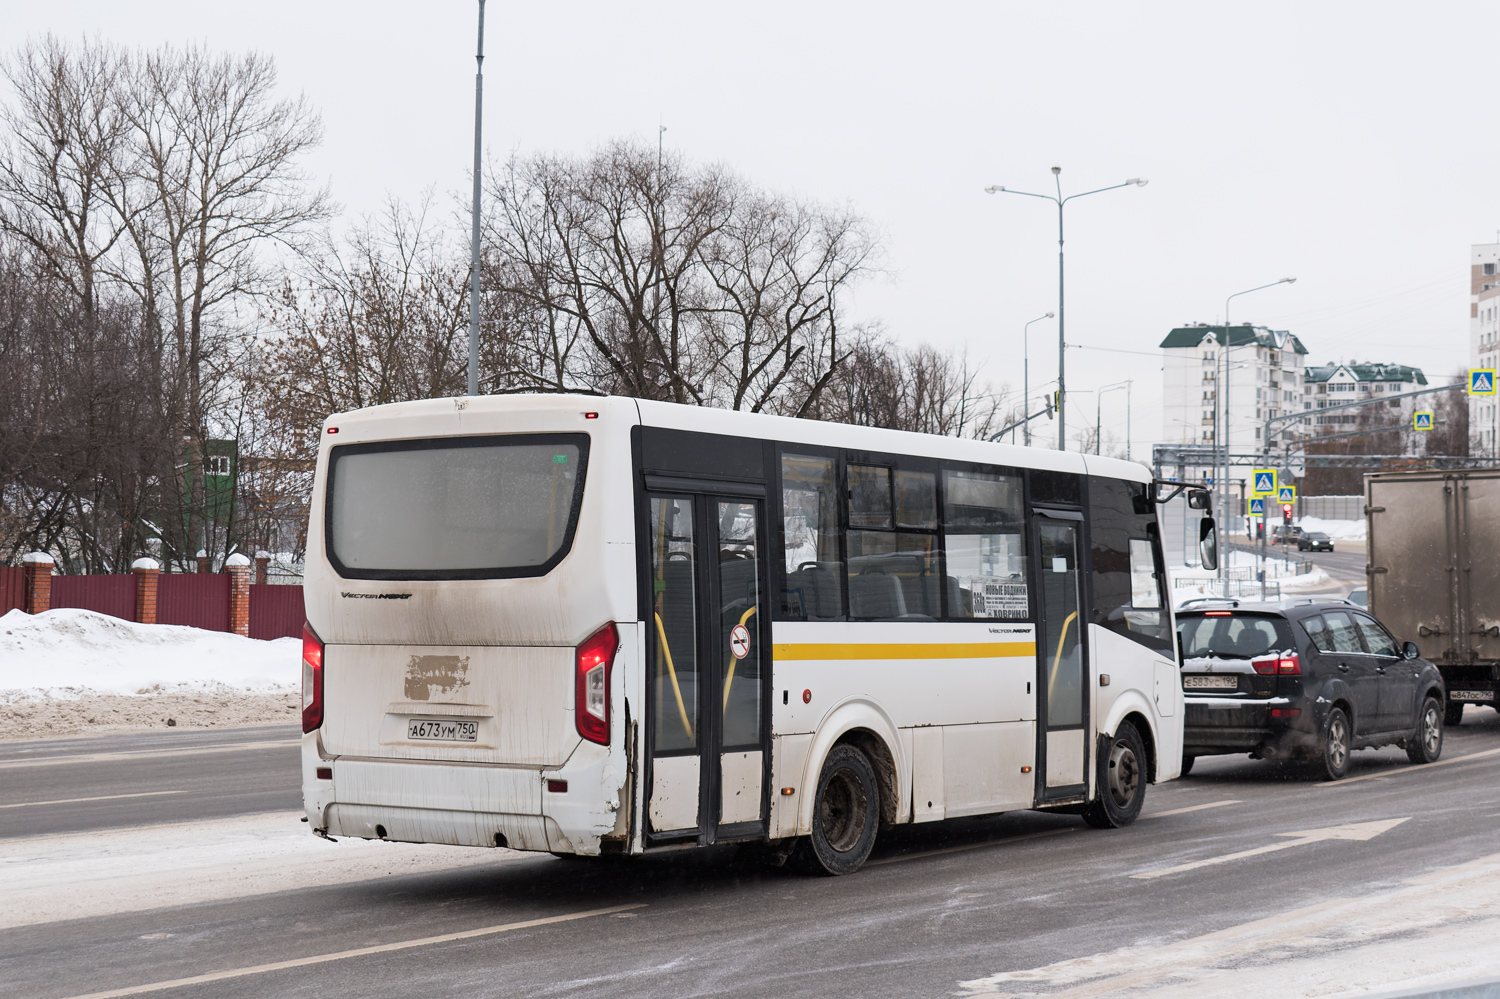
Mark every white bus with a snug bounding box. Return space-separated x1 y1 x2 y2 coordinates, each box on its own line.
300 394 1214 875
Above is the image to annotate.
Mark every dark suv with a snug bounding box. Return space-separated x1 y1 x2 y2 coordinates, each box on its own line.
1176 600 1445 780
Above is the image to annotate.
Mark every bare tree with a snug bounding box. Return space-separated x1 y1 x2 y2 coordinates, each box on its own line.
254 195 471 453
810 330 1008 439
0 37 134 322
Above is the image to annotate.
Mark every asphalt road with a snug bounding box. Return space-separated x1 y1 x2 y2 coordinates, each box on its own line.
4 710 1500 998
0 724 299 838
1226 539 1368 589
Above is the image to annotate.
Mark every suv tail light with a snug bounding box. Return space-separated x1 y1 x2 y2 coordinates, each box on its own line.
1252 652 1301 676
576 623 619 745
301 624 324 733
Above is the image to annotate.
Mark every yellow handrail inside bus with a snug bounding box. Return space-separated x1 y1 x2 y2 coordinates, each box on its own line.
722 605 758 712
1048 610 1078 707
653 612 694 740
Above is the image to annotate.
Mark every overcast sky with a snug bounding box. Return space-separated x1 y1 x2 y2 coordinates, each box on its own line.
11 1 1498 453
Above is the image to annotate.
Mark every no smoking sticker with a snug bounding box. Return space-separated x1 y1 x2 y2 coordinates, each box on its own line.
729 624 751 660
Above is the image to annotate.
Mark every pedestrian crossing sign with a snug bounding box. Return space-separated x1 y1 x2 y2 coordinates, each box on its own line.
1277 485 1295 504
1413 411 1434 431
1251 469 1277 496
1248 497 1266 516
1471 369 1496 396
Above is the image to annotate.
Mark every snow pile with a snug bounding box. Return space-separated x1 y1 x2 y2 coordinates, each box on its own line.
0 609 300 738
0 608 298 698
1297 516 1365 541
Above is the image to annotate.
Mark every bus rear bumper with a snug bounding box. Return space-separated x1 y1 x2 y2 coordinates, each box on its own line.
304 743 628 855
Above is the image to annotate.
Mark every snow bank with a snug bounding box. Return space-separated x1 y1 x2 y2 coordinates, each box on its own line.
0 608 298 700
1298 516 1365 541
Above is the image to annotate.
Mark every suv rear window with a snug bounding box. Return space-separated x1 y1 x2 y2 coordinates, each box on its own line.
326 433 589 580
1178 613 1296 659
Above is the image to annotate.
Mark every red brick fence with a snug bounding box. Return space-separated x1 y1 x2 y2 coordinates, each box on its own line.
0 553 304 641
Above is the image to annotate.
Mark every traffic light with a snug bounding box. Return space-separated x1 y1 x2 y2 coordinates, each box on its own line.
1282 503 1293 525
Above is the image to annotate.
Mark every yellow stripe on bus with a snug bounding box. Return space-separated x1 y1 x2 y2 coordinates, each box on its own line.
773 642 1036 661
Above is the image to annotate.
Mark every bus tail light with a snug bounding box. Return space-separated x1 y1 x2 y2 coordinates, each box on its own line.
576 623 619 745
302 624 324 734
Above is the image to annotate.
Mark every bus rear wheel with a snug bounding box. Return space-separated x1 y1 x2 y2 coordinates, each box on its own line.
1082 722 1147 829
791 744 880 876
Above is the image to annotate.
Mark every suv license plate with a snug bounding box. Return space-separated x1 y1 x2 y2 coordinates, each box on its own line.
1184 675 1238 690
1450 690 1492 702
407 719 479 742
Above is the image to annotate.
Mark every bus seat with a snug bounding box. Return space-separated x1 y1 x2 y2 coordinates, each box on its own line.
787 561 842 619
850 572 907 619
900 574 939 619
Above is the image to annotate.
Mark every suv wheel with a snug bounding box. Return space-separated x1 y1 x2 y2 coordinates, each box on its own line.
1314 707 1351 781
1406 697 1443 764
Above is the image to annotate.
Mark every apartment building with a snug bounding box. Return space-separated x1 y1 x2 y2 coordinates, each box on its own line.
1159 323 1309 453
1471 243 1500 454
1302 363 1427 431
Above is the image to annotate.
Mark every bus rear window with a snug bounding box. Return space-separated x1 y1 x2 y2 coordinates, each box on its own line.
326 434 589 579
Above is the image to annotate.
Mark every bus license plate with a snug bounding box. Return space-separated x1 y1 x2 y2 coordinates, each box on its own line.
407 719 479 742
1450 690 1492 702
1183 675 1238 690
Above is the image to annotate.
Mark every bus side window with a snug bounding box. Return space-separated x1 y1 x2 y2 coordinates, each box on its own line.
843 463 939 621
942 469 1027 620
780 454 844 620
1086 477 1172 652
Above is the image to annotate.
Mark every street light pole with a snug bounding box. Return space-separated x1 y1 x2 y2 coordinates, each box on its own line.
1096 380 1129 455
986 170 1147 451
1022 312 1054 446
466 0 487 397
1217 277 1296 583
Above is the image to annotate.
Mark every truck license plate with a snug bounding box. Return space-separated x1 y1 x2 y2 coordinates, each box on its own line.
407 719 479 742
1450 690 1492 702
1183 675 1238 690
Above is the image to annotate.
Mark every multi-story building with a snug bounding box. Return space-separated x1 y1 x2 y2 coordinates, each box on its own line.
1160 324 1309 454
1470 243 1500 454
1302 363 1427 434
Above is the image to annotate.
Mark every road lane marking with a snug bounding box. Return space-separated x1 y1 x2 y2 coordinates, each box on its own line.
0 739 299 770
867 827 1074 866
1140 799 1241 819
57 903 646 999
0 790 184 810
1130 817 1409 880
1316 746 1500 787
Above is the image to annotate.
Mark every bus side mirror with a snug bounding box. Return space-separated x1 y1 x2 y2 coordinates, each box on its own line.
1199 517 1218 571
1187 489 1211 511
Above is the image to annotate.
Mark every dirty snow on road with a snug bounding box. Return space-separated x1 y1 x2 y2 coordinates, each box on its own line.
0 811 513 930
958 851 1500 998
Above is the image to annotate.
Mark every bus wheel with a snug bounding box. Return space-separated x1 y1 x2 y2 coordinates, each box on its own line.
1082 722 1147 829
791 744 880 876
1180 754 1195 777
1444 701 1464 727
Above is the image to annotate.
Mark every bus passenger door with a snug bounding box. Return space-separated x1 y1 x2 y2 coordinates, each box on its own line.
1034 513 1088 800
646 493 769 845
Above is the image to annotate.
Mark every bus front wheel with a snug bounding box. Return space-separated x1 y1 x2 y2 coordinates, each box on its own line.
1082 722 1147 829
791 744 880 876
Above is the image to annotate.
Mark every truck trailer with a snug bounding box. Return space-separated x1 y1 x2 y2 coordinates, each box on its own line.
1366 469 1500 724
